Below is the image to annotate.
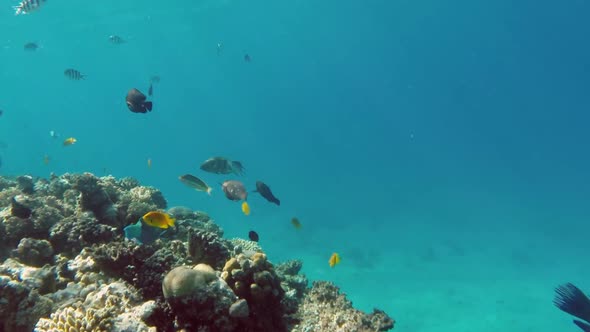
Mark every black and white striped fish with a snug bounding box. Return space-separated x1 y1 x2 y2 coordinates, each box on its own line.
64 69 85 80
14 0 47 15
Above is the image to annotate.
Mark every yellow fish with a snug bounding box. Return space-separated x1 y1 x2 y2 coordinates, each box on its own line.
142 211 175 229
291 217 302 230
329 253 341 268
63 137 77 146
147 158 152 168
241 201 250 216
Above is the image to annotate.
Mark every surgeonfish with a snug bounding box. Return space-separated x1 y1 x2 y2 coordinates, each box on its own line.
248 230 259 242
126 88 153 114
179 174 212 195
14 0 47 15
142 211 175 229
329 253 341 268
254 181 280 206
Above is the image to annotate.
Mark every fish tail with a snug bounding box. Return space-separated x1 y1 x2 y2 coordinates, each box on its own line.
554 283 590 323
207 187 213 196
144 101 153 111
168 217 176 228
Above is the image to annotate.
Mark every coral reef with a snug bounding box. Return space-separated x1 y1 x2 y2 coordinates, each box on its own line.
0 173 395 332
221 253 287 331
291 281 395 332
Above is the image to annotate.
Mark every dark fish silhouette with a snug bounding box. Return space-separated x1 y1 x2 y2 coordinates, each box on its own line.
200 157 245 176
148 83 153 96
244 54 251 62
24 42 38 51
254 181 280 206
64 68 85 80
248 230 259 242
221 180 247 201
554 283 590 332
126 88 153 114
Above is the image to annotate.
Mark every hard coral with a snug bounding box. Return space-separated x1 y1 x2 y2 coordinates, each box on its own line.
222 253 287 331
88 239 191 299
163 264 238 331
292 281 395 332
187 228 231 269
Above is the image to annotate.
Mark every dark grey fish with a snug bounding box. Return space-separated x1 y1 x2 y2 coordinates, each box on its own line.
254 181 280 206
200 157 245 176
24 42 38 51
221 180 247 201
248 230 259 242
244 54 251 62
554 283 590 331
109 35 126 44
64 68 85 80
126 88 153 114
148 83 153 96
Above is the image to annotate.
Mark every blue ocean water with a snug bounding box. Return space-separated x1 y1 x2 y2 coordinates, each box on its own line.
1 0 590 330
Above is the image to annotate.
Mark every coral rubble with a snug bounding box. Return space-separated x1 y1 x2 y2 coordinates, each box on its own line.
0 173 395 332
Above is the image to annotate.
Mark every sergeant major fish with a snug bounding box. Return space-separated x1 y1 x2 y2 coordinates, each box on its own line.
64 68 85 80
126 88 153 114
14 0 46 15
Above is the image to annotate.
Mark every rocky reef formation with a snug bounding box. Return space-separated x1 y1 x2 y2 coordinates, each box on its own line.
0 172 395 332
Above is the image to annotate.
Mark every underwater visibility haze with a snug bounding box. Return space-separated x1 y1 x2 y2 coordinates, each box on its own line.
1 0 590 331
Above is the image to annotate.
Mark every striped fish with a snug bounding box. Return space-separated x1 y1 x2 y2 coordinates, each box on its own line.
14 0 47 15
64 69 85 80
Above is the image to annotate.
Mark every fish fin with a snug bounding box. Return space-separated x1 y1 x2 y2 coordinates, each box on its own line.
168 217 176 228
144 101 153 111
207 187 213 196
554 283 590 323
274 199 280 206
574 320 590 332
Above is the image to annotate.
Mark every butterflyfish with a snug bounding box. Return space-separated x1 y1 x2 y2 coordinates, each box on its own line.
329 253 341 268
142 211 175 229
242 201 250 216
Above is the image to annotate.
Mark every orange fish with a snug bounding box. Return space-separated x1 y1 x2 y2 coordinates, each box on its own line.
328 253 341 268
63 137 77 146
241 201 250 215
142 211 175 229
